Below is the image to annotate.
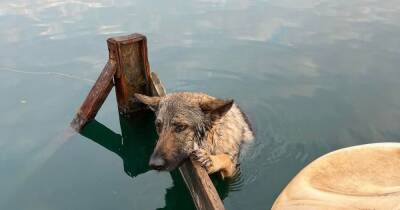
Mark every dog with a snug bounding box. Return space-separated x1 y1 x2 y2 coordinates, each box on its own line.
134 92 254 178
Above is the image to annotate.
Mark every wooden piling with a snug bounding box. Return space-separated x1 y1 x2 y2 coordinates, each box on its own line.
70 33 225 210
107 34 152 116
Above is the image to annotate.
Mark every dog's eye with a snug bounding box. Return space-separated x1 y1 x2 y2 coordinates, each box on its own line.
174 124 188 133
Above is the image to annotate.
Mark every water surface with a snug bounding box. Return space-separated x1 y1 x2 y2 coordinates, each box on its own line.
1 0 400 209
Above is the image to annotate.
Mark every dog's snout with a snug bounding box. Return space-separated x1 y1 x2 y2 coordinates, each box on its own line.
149 155 166 170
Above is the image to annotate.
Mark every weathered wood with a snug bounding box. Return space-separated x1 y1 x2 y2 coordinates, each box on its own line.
180 161 225 210
150 72 225 210
149 72 166 96
71 60 116 131
107 34 152 116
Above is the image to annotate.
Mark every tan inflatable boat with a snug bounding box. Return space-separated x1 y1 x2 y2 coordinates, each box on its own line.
272 143 400 210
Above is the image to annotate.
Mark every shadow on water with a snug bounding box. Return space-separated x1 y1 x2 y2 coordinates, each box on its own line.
80 111 157 177
79 109 237 210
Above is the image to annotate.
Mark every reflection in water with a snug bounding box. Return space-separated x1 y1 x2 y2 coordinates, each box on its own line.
80 112 156 177
79 110 240 209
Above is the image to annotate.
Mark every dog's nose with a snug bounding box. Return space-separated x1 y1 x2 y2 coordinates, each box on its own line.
149 156 166 170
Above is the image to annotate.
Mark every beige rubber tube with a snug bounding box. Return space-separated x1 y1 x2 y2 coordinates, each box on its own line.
272 143 400 210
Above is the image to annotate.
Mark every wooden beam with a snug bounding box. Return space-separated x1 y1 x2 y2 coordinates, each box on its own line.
150 72 225 210
71 60 116 131
149 72 166 96
107 34 152 116
180 161 225 210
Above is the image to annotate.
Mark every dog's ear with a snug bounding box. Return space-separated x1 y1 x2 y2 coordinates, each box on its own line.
134 93 161 111
200 98 234 120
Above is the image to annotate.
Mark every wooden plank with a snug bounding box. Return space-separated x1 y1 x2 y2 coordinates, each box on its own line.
70 60 116 131
180 161 225 210
149 72 166 96
107 34 152 116
150 72 225 210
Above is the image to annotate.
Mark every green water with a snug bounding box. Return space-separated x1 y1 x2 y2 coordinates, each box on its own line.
1 0 400 209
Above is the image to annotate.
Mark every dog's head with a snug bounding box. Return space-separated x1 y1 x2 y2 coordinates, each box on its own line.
134 93 233 171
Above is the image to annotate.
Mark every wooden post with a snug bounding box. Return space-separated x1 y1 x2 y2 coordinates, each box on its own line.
70 33 225 210
107 34 152 116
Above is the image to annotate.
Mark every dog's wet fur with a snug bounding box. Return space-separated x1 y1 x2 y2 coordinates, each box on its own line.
135 92 254 177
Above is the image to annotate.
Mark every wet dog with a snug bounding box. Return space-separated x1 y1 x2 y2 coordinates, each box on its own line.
135 92 254 177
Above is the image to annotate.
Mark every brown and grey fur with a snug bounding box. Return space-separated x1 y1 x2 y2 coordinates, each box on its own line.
134 92 254 178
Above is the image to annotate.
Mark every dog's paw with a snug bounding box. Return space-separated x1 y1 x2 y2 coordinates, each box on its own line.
191 149 213 172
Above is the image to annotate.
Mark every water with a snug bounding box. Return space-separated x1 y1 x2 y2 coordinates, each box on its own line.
1 0 400 209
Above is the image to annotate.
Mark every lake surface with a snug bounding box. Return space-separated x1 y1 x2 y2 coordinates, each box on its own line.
1 0 400 209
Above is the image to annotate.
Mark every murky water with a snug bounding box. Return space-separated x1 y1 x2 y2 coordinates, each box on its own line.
1 0 400 209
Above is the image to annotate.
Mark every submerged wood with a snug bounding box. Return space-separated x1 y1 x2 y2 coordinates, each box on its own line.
71 60 116 131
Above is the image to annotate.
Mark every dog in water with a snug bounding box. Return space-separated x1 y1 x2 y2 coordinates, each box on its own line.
134 92 254 178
